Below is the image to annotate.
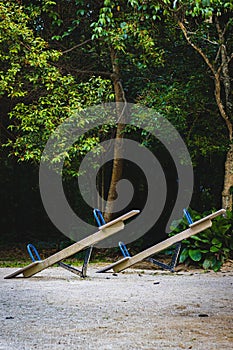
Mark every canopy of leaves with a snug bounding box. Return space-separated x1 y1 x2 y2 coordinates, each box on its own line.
0 1 114 169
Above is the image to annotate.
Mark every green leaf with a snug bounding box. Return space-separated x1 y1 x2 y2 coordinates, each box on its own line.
211 238 221 245
179 248 189 263
213 261 222 272
210 246 220 253
189 249 202 261
223 248 230 253
191 235 209 243
203 258 212 270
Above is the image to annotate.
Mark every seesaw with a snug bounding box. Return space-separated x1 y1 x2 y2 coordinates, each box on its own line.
4 210 139 279
97 209 226 274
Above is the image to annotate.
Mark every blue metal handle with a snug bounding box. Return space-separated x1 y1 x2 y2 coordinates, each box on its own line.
183 209 193 225
118 241 131 257
93 208 106 227
93 209 131 258
27 244 41 262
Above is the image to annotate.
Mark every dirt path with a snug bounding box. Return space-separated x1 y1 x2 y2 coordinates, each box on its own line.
1 266 233 350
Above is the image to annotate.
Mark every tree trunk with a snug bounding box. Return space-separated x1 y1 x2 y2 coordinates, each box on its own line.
222 144 233 210
104 48 126 222
215 17 233 210
214 70 233 211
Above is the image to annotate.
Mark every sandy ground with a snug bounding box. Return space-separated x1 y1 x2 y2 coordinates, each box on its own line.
0 265 233 350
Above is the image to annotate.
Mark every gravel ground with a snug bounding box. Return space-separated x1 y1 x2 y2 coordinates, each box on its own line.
0 265 233 350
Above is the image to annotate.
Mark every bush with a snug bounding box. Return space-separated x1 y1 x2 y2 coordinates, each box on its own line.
169 209 233 271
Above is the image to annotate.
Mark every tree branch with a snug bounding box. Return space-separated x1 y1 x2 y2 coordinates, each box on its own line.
178 20 216 76
62 39 92 54
52 62 112 77
178 19 232 141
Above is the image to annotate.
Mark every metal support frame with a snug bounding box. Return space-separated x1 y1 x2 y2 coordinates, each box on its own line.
147 242 182 272
81 209 107 277
58 261 83 277
81 246 93 277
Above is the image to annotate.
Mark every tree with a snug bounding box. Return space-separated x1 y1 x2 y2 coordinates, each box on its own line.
136 18 227 210
9 1 164 222
156 0 233 210
89 0 164 221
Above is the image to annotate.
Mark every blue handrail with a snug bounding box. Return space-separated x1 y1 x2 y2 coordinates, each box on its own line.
93 208 106 227
27 244 41 262
183 209 193 225
118 241 131 258
93 208 131 258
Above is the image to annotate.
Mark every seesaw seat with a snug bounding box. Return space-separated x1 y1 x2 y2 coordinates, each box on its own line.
97 209 226 273
4 210 139 279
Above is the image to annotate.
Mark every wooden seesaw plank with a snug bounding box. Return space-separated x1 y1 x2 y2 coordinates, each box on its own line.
4 210 139 279
97 209 226 274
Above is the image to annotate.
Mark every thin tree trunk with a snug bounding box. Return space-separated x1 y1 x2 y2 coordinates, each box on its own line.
104 48 126 222
222 144 233 210
214 70 233 210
